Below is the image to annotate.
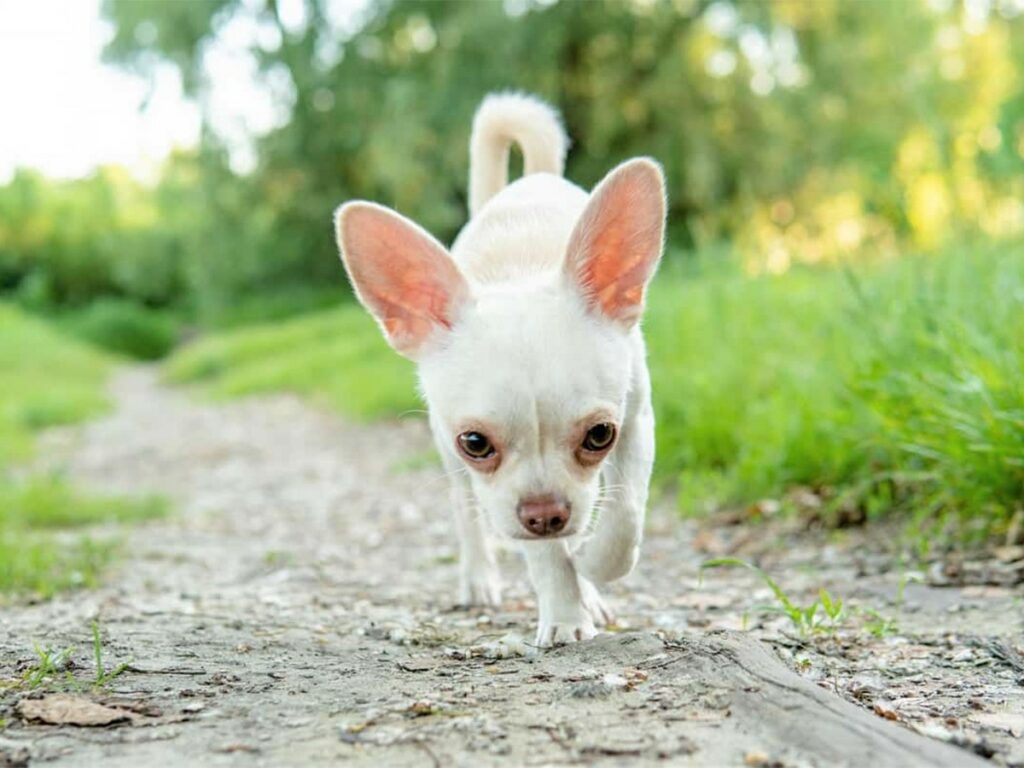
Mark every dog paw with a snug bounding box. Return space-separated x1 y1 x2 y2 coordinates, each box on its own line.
457 570 502 608
579 577 614 627
534 616 597 647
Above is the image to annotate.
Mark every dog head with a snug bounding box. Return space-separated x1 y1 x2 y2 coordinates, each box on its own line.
336 159 665 541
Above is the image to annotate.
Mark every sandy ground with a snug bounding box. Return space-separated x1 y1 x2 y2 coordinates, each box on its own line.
1 368 1022 767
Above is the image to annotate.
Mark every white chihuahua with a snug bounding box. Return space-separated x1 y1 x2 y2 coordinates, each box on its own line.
334 93 665 646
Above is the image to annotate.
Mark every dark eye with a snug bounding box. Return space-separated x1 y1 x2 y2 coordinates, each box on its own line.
582 423 616 452
458 431 495 460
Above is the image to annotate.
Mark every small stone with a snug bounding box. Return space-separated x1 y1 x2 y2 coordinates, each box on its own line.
744 750 775 767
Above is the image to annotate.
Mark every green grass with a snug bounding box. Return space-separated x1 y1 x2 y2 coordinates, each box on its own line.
165 304 420 419
0 473 165 598
163 242 1024 545
11 620 130 691
1 475 166 529
647 241 1023 544
0 531 117 597
699 556 900 638
0 304 112 464
700 557 846 636
0 303 166 597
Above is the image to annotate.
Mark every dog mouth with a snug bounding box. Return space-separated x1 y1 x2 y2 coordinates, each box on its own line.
504 527 578 542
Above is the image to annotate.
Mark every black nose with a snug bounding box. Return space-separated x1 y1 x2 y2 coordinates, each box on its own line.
517 494 571 537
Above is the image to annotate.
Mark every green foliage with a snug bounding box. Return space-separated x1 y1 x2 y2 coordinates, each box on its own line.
98 0 1024 257
5 1 1024 317
22 644 76 690
203 284 350 330
0 168 186 309
648 241 1024 542
166 243 1024 540
102 0 233 91
859 607 899 639
61 298 179 361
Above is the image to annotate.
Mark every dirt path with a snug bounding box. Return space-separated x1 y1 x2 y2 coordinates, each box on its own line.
1 369 1022 767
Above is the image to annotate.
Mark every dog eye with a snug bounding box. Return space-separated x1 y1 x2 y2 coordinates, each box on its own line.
582 423 616 452
458 431 495 460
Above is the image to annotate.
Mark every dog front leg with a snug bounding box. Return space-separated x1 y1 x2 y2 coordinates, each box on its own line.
576 370 655 585
522 541 596 646
448 471 502 607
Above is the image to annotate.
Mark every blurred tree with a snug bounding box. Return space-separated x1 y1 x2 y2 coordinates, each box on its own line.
3 0 1023 317
100 0 1024 262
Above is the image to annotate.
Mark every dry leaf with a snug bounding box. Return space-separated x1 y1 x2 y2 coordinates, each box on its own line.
623 667 649 686
873 700 901 721
17 695 133 727
744 749 781 767
405 700 439 717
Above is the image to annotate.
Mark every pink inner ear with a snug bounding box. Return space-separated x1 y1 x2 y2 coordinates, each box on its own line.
566 159 666 326
338 203 467 357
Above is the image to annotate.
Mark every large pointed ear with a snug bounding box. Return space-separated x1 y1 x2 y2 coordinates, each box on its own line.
335 202 469 359
563 158 666 327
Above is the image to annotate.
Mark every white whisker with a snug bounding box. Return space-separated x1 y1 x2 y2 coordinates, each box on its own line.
419 464 470 492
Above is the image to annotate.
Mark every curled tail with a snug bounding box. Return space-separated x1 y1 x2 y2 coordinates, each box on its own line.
468 92 569 217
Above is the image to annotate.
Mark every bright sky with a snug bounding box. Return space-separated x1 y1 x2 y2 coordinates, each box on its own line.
0 0 371 183
0 0 202 183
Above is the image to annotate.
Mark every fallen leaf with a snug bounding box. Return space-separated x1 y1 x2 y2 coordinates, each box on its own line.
623 667 649 686
405 700 439 717
17 695 133 727
744 749 781 767
873 700 900 721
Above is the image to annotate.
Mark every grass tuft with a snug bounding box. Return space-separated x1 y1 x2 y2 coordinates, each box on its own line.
700 557 899 637
16 621 130 691
92 620 130 687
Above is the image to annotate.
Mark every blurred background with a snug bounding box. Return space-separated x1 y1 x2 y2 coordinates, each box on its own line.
2 0 1023 594
4 0 1024 323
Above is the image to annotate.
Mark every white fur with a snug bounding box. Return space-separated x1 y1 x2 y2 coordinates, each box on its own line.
335 94 663 647
469 93 569 217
